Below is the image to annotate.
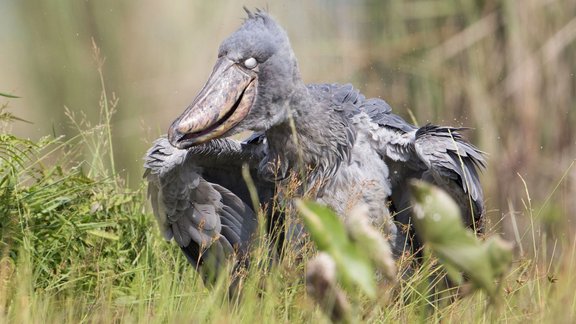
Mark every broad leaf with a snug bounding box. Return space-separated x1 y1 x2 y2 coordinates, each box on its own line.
296 199 376 298
410 180 513 300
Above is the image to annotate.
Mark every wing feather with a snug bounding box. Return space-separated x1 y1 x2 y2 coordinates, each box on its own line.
144 136 265 284
356 95 486 231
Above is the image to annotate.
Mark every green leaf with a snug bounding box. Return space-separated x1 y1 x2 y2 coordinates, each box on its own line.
86 229 119 241
346 205 396 280
41 196 73 213
410 180 513 300
296 199 376 298
485 236 514 279
0 92 20 98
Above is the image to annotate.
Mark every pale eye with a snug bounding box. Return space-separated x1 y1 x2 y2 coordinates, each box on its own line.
244 57 257 69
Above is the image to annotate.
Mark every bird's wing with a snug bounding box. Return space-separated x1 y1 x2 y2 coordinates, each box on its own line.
144 136 271 283
362 100 486 231
306 82 485 231
307 83 414 131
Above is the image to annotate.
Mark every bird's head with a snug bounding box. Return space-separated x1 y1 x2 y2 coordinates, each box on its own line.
168 9 301 149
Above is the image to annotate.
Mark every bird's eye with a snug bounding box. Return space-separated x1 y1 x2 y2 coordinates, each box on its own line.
244 57 258 69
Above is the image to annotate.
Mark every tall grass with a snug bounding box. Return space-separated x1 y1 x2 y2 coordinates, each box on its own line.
363 0 576 255
1 74 575 324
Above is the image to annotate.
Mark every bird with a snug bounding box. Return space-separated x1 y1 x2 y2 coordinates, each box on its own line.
144 9 485 284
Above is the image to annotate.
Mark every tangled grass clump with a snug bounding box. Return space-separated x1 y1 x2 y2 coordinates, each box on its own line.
0 99 154 300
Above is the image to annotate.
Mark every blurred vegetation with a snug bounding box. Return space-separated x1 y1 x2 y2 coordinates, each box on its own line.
409 180 512 303
0 95 150 299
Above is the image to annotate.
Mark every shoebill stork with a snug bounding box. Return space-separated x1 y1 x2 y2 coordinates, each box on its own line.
144 9 485 283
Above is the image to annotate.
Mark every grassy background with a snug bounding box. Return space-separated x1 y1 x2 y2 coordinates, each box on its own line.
1 0 575 322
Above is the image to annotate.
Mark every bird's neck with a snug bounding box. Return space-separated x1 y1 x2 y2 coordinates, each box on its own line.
262 86 354 187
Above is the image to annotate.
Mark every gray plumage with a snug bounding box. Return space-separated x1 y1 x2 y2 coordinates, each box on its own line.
144 9 486 282
144 136 271 282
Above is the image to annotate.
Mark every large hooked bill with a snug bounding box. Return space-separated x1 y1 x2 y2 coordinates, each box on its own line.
168 57 258 149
